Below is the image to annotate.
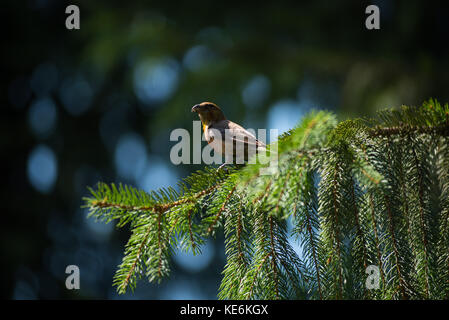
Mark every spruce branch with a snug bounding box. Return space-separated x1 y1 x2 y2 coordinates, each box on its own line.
83 100 449 299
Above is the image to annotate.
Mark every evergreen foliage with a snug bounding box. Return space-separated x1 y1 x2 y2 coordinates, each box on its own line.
83 100 449 299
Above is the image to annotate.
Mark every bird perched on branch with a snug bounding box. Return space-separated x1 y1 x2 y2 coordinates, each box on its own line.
192 102 266 169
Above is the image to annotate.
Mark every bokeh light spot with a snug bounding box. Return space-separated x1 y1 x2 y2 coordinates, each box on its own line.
160 279 208 299
137 156 179 192
183 45 216 71
242 74 271 109
267 100 304 141
133 58 180 106
114 133 147 180
28 97 57 138
27 144 58 193
84 208 114 240
173 240 214 273
59 75 93 116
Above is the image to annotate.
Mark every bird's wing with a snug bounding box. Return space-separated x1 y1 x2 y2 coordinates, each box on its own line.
210 120 266 149
208 120 267 163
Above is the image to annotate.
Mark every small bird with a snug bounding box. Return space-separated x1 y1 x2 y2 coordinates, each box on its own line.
192 102 266 169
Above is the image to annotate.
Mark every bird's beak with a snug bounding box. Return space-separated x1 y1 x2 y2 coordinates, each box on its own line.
191 104 200 113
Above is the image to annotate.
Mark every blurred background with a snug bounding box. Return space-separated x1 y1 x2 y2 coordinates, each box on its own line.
2 0 448 299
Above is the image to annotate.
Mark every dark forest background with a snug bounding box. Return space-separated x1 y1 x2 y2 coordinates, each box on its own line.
2 0 449 299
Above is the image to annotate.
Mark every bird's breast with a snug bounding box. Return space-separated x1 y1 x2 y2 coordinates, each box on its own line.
203 125 224 154
203 124 213 143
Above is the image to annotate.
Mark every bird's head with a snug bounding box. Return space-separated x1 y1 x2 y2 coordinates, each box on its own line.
191 102 226 125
